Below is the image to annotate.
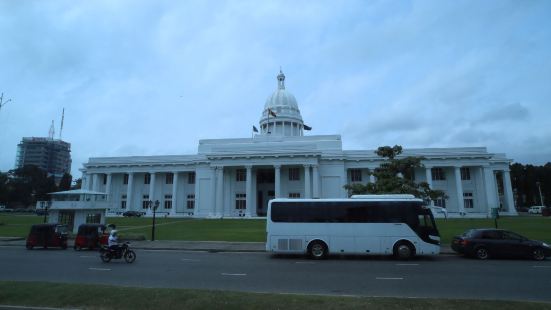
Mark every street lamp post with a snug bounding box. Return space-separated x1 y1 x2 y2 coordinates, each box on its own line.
536 182 544 206
150 200 160 241
43 201 51 224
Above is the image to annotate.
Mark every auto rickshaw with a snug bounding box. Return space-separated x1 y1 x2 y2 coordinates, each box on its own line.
74 224 108 250
26 224 68 250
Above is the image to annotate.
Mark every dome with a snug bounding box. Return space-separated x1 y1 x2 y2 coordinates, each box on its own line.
258 70 306 136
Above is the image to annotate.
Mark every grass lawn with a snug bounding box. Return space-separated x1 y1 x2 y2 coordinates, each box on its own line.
0 213 44 237
0 281 550 310
109 217 266 242
1 213 550 245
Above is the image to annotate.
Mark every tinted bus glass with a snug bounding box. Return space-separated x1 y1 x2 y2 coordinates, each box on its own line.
271 201 422 224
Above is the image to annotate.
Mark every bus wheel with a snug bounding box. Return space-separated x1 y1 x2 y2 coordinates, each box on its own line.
394 242 414 260
308 241 328 259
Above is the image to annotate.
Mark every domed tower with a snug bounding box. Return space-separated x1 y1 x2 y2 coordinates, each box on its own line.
259 70 306 136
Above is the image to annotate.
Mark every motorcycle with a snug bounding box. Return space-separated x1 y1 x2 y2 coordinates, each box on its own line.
99 242 136 263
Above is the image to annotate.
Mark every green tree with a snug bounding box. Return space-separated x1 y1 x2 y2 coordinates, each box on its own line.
344 145 446 203
72 178 82 189
58 173 72 191
7 165 57 208
0 171 8 205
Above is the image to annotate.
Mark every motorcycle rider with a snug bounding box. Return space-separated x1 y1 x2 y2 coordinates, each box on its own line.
108 229 120 256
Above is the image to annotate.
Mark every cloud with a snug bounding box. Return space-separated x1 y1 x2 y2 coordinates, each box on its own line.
1 0 551 177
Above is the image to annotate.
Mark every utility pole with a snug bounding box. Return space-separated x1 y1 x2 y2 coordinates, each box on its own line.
0 93 12 111
536 182 544 206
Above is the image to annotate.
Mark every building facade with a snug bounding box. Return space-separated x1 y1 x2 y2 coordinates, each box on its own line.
16 137 72 181
81 71 516 218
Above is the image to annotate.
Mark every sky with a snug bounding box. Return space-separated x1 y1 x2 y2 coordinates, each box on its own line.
0 0 550 178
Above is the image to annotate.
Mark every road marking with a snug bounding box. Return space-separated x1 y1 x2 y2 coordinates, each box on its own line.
79 255 95 258
533 265 551 268
221 273 247 276
396 263 419 266
181 258 200 262
89 267 111 271
376 277 403 280
295 262 315 264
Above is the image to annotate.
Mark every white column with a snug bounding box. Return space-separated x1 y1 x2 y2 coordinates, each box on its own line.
127 173 134 211
216 167 224 217
454 166 465 215
87 173 94 191
502 170 517 215
92 174 99 192
274 165 281 198
209 167 216 217
245 165 253 217
483 167 498 216
304 165 311 198
312 165 320 198
106 173 112 201
148 172 156 215
425 167 433 207
171 172 179 216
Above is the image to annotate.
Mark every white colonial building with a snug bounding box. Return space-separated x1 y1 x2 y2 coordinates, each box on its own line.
81 71 516 218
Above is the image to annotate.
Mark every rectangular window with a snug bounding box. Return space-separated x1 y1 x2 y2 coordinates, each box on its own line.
186 194 195 209
236 169 246 182
121 194 127 209
431 168 446 181
86 213 101 224
288 193 301 198
142 195 150 209
235 193 246 210
166 173 173 184
288 167 300 181
350 169 362 182
433 197 446 208
463 192 474 209
103 174 107 185
123 174 129 185
460 167 471 180
188 172 195 184
144 173 151 184
164 194 172 209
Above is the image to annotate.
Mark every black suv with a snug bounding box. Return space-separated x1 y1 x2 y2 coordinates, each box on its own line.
452 228 551 260
122 211 145 217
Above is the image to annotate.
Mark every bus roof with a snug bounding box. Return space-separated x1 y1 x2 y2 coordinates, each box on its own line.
270 196 423 203
350 194 417 200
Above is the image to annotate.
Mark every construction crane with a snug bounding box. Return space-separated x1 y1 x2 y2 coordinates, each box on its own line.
0 93 11 111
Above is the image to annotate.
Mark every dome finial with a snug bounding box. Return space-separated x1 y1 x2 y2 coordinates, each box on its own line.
277 68 285 90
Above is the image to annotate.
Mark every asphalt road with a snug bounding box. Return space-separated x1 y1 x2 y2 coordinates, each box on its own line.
1 246 550 302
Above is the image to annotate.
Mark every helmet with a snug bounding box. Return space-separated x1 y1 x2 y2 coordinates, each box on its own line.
110 230 118 236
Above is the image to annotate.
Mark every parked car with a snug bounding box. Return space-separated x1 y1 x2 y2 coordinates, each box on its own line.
451 228 551 261
74 224 108 250
528 206 545 214
122 210 145 217
26 224 68 250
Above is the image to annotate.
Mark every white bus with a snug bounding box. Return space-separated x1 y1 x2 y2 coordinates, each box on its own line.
266 195 440 259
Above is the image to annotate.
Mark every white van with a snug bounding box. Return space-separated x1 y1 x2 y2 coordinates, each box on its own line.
528 206 545 214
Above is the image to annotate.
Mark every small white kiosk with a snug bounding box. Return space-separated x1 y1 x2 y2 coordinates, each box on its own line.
36 189 113 233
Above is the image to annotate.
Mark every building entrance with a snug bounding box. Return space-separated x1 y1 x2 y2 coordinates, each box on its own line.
256 169 275 216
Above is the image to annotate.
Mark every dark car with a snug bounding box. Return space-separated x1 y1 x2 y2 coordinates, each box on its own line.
74 224 107 250
452 228 551 261
122 211 145 217
26 224 68 250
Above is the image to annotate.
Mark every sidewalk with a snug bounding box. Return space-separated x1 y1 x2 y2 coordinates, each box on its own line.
0 237 455 254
